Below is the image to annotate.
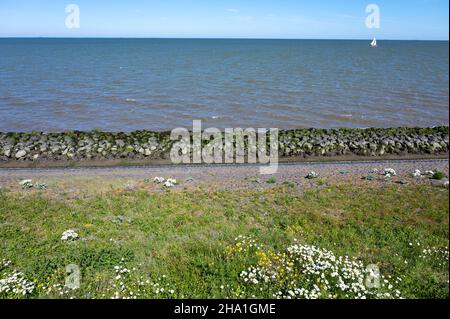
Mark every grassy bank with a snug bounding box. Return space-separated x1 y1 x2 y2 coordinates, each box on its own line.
0 182 448 299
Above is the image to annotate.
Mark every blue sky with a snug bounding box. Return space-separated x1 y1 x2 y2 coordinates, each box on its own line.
0 0 448 39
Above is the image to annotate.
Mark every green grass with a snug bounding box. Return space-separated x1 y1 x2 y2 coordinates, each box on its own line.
0 183 448 299
432 171 446 180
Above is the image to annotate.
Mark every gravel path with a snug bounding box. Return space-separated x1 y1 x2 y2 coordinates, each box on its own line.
0 159 448 193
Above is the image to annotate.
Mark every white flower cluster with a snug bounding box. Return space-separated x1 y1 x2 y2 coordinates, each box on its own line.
419 246 449 267
19 179 33 189
411 170 448 187
154 177 178 188
0 260 35 296
412 170 440 178
41 282 74 297
164 179 177 188
306 171 319 179
240 267 265 284
61 229 79 241
34 183 48 190
239 243 400 299
0 271 35 296
383 168 397 178
1 259 12 269
412 170 422 178
19 179 47 190
280 286 323 299
111 261 176 299
114 264 131 280
154 177 165 183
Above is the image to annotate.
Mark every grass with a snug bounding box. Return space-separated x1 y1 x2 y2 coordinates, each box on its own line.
0 182 448 299
432 171 446 180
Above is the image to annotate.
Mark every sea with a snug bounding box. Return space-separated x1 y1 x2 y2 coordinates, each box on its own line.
0 38 448 132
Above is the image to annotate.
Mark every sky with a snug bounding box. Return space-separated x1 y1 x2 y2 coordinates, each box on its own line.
0 0 448 40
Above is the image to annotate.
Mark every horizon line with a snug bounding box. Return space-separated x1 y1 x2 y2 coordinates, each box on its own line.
0 36 448 41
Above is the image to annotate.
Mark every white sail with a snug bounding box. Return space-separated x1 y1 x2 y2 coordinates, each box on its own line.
370 38 377 47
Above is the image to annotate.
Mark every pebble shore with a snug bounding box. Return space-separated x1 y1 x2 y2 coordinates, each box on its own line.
0 159 448 194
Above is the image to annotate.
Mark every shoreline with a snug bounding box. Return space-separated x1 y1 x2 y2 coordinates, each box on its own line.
1 159 448 193
1 126 448 168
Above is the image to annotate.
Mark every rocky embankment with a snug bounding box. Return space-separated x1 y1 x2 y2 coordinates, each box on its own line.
0 127 448 163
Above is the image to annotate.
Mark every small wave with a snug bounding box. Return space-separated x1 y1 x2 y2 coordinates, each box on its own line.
126 98 137 103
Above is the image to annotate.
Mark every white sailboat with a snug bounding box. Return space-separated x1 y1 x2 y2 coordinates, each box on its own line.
370 38 377 47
